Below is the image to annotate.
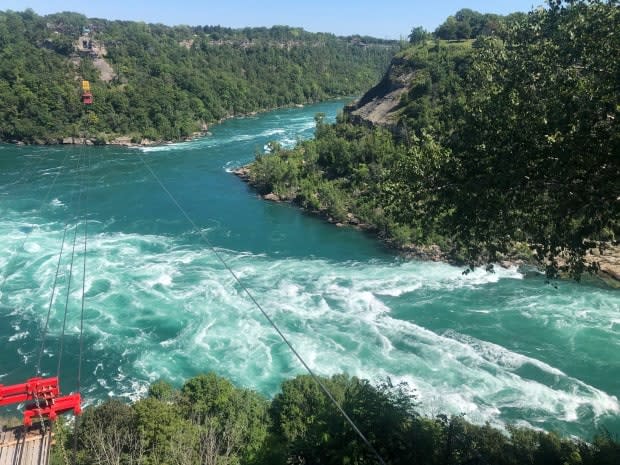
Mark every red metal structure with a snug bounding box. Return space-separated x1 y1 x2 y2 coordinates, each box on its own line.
81 80 93 105
0 377 81 427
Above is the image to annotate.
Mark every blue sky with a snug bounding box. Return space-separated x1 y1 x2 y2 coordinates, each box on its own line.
2 1 542 39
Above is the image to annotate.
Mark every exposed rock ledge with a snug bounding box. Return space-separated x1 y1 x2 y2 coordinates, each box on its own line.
586 247 620 287
345 57 412 128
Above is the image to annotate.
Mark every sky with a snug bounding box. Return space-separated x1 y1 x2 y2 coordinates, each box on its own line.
1 1 542 39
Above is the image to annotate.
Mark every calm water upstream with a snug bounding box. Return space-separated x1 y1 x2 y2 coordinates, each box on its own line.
0 101 618 438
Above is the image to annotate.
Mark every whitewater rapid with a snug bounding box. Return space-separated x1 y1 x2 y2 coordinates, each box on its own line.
1 101 618 438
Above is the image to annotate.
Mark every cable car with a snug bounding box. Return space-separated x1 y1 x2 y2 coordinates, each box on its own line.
81 80 93 105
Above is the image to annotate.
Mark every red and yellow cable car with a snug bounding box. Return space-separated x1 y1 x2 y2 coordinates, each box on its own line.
81 80 93 105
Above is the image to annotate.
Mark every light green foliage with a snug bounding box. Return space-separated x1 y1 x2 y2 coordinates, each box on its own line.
181 373 270 464
148 379 178 402
434 8 524 40
408 26 430 45
73 399 142 465
134 397 186 463
66 373 620 465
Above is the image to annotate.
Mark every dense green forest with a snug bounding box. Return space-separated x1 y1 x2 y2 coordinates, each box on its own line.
246 0 619 278
45 372 619 465
433 8 527 40
0 10 396 143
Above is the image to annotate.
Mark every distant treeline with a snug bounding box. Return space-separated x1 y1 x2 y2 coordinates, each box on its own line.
408 8 527 44
0 10 396 143
52 372 619 465
246 0 619 278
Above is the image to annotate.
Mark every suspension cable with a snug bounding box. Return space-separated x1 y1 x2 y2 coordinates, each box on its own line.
35 223 69 377
70 118 92 459
56 151 85 379
77 148 89 394
35 153 82 376
73 145 90 461
137 153 388 465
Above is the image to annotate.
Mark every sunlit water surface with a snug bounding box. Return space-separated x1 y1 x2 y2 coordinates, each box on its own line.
1 101 618 438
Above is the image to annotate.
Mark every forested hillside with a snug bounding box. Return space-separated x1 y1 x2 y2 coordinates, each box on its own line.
0 10 396 143
245 0 619 279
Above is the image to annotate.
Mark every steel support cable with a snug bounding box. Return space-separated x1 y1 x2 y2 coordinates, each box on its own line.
35 153 82 434
56 150 86 379
35 224 69 376
37 151 83 376
77 147 89 394
137 153 388 465
73 145 90 461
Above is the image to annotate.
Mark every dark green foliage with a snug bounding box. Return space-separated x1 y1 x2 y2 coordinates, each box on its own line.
72 399 142 465
247 0 618 278
245 41 469 250
434 8 525 40
444 0 620 277
408 27 430 45
0 10 396 143
180 373 270 464
64 373 620 465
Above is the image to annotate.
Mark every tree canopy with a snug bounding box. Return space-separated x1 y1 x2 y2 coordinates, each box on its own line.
433 8 526 40
0 10 396 143
60 372 620 465
245 0 619 279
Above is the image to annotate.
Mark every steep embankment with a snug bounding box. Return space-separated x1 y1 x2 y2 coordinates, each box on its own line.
344 57 413 127
238 6 619 284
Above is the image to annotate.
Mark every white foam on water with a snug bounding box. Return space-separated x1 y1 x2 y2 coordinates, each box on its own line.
261 128 286 137
23 242 42 253
1 188 619 437
9 331 29 342
138 110 319 156
140 141 191 153
443 330 566 376
223 161 237 172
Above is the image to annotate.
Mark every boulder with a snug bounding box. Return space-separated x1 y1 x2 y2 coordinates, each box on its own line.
263 193 281 201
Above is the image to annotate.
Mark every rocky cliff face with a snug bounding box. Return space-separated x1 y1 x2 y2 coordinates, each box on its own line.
345 57 412 128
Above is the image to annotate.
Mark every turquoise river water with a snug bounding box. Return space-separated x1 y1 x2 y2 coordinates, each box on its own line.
0 101 618 439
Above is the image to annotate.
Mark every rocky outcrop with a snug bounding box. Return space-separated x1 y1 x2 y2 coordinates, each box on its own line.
586 246 620 288
232 166 251 182
62 137 93 145
345 57 413 128
262 193 281 202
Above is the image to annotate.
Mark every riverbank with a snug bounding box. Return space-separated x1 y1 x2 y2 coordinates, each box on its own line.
233 165 620 287
3 100 619 439
3 101 331 148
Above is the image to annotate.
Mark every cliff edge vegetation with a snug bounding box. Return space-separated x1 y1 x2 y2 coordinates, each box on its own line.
240 0 619 281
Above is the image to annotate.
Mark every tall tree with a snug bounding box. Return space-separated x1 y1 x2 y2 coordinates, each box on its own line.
444 0 619 277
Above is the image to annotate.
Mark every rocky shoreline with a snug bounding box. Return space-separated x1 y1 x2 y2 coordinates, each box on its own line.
233 167 520 267
233 166 620 287
8 127 213 148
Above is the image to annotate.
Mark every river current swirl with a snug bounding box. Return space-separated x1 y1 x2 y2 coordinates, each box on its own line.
0 101 618 438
